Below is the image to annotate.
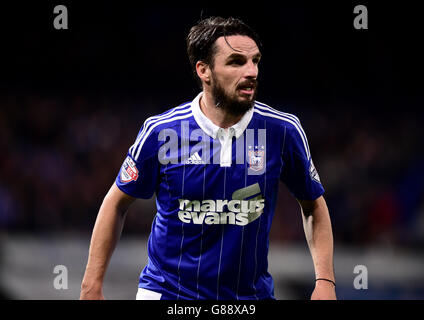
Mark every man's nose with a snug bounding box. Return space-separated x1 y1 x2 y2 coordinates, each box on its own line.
244 60 258 79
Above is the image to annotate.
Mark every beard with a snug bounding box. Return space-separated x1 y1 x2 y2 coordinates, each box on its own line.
210 73 258 118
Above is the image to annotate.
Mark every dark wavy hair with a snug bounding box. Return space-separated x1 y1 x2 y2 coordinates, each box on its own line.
186 16 262 86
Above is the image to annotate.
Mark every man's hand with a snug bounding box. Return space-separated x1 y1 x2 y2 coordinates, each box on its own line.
310 280 337 300
80 281 105 300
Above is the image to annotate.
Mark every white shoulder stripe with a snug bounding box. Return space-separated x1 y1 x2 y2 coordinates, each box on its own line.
254 103 307 144
254 103 311 158
254 102 300 126
130 102 191 156
254 109 311 159
134 112 193 161
144 102 191 125
130 103 191 157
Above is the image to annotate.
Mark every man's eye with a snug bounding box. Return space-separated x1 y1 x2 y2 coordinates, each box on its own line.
229 59 244 65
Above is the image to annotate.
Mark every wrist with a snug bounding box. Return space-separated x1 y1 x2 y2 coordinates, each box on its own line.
81 279 103 292
315 278 336 287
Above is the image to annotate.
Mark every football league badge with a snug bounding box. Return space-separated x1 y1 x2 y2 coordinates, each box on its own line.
309 159 321 183
120 156 139 183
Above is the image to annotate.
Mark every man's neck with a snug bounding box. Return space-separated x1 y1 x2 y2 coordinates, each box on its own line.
199 91 244 129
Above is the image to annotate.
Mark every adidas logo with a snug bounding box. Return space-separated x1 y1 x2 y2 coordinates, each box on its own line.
185 152 205 165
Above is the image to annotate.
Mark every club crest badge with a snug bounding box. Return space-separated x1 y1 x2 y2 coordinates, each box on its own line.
248 145 265 172
120 156 139 183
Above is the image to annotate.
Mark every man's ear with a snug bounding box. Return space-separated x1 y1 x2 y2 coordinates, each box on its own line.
196 61 211 85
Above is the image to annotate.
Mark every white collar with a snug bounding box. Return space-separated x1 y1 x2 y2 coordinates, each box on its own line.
191 92 254 139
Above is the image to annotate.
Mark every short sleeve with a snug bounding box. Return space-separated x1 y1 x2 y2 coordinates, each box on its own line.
280 121 324 201
115 124 159 199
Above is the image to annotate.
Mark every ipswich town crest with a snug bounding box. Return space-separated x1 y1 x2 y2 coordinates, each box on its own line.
120 156 139 183
248 145 265 172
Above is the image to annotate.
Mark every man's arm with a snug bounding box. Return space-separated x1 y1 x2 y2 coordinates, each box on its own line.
80 183 136 300
298 195 337 300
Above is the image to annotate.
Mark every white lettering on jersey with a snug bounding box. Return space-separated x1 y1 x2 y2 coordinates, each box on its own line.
177 183 265 226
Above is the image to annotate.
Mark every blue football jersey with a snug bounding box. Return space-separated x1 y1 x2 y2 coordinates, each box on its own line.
115 93 324 300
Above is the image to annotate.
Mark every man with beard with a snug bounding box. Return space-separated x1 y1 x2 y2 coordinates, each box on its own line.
80 16 336 300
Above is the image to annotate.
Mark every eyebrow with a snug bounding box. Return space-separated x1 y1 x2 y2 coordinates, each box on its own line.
226 52 262 61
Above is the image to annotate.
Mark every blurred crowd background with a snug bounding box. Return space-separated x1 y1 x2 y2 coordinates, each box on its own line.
1 90 423 248
0 2 423 299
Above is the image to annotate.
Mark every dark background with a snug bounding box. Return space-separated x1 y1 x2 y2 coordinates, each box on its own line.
0 1 423 299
